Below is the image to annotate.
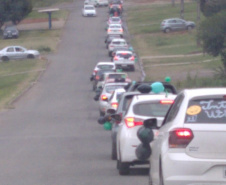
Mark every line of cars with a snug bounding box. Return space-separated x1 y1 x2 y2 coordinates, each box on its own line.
90 1 226 184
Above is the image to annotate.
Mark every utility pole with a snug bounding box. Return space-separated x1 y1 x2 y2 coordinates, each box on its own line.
180 0 184 19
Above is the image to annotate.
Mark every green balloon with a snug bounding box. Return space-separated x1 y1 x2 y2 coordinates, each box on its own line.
103 122 112 130
151 82 165 94
165 76 171 83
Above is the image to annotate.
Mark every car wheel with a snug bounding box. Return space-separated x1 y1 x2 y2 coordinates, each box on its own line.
118 159 130 175
130 65 135 71
111 142 117 160
164 28 171 33
2 56 9 62
187 26 192 31
108 51 112 57
27 54 35 59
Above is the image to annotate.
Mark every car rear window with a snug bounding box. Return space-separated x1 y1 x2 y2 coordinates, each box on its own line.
133 102 171 117
185 97 226 123
97 65 114 70
105 85 126 93
112 41 126 45
116 53 132 59
108 74 126 79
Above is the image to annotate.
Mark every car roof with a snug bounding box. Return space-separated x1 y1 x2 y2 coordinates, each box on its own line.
115 50 133 54
96 62 115 65
111 38 126 42
131 93 176 103
183 88 226 99
84 4 95 7
126 81 177 94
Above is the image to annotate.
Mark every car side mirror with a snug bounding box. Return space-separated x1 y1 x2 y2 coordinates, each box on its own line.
111 114 122 123
143 118 159 129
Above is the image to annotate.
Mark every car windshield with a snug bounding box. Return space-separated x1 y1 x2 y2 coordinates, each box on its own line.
133 101 172 117
97 65 114 70
112 18 120 21
85 7 94 10
5 27 17 31
105 85 126 93
185 97 226 123
108 74 127 79
112 41 126 45
109 25 121 29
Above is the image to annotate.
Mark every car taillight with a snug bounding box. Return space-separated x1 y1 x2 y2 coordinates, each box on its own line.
109 44 113 48
114 56 119 60
160 100 174 104
119 29 123 32
95 75 100 80
108 29 111 32
124 117 143 128
169 128 194 148
111 102 118 109
129 56 135 61
101 95 108 101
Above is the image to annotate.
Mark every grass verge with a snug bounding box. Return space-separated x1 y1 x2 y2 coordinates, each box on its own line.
126 1 225 89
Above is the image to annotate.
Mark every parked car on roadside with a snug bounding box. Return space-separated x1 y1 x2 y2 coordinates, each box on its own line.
3 25 19 39
84 0 97 6
0 46 40 62
161 18 195 33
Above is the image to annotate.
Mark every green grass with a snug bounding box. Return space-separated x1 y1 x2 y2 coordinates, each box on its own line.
0 59 47 109
32 0 73 8
0 1 70 110
27 9 69 20
126 1 226 88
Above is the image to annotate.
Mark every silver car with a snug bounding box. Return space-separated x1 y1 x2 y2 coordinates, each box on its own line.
161 18 195 33
0 46 40 62
3 25 19 39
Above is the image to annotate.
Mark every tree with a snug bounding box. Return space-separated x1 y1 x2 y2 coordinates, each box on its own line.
0 0 32 28
198 0 226 76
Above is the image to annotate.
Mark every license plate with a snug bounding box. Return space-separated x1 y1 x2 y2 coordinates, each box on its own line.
224 167 226 178
122 64 127 67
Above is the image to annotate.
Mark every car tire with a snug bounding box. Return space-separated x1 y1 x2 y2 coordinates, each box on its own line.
27 54 35 59
187 26 192 31
164 28 171 33
130 65 135 71
108 51 112 57
111 142 117 160
118 159 130 175
2 56 9 62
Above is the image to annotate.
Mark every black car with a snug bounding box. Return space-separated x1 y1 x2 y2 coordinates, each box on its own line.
125 81 178 94
3 25 19 39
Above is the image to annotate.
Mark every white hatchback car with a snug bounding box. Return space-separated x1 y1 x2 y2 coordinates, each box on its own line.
0 46 40 62
108 38 128 56
107 24 123 36
98 81 129 116
90 61 116 81
113 50 135 71
82 5 97 17
149 88 226 185
116 93 176 175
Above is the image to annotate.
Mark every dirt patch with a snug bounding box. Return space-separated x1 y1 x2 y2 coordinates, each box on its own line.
20 18 59 24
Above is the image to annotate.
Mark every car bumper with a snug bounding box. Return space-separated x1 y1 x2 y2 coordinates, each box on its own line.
160 152 226 185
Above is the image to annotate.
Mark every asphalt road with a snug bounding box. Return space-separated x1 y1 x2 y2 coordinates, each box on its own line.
0 0 148 184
